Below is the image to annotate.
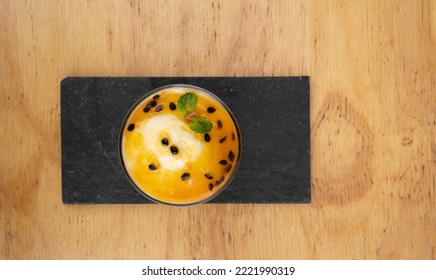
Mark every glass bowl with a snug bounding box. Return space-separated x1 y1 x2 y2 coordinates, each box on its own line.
119 84 241 206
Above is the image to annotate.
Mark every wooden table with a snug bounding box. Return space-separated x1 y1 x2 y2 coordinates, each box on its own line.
1 0 434 259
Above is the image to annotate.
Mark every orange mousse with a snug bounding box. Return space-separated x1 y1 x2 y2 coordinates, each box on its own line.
120 85 240 205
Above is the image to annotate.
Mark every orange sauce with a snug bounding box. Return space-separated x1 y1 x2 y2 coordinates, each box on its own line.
121 86 240 205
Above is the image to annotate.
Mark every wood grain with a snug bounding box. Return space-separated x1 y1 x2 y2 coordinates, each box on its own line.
0 0 434 259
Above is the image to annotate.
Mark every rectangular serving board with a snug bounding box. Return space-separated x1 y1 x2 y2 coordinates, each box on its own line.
61 77 310 204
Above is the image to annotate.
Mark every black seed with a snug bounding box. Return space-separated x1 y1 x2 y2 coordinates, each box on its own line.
204 173 213 180
219 176 224 182
232 132 235 141
127 123 135 131
207 107 216 113
228 150 235 162
214 180 220 186
170 145 178 154
169 102 176 110
154 104 163 112
143 106 150 113
147 100 157 108
219 136 227 143
153 94 160 101
148 164 157 171
181 173 190 181
204 133 211 142
225 164 232 173
161 138 169 146
219 160 227 165
208 183 214 191
217 120 222 129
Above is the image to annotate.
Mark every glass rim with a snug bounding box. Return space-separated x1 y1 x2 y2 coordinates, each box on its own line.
118 84 242 207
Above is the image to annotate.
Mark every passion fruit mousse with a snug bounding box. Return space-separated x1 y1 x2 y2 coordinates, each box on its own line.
120 85 241 206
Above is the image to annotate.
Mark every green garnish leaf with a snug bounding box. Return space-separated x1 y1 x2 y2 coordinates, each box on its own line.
176 92 213 134
189 117 213 134
177 92 198 115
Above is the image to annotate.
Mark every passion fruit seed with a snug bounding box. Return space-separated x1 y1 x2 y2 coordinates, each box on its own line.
154 104 163 112
204 173 213 180
143 106 150 113
219 160 227 165
181 173 190 181
169 102 177 110
214 175 225 186
207 107 216 113
225 164 232 173
148 164 157 171
161 137 169 146
219 136 227 143
208 183 214 191
153 95 160 101
217 120 223 129
147 100 157 108
127 123 135 131
232 132 235 141
204 133 211 142
228 150 235 162
170 145 179 154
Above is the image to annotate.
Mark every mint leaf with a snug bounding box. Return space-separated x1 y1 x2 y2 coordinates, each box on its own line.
189 117 213 134
177 92 198 115
176 92 213 134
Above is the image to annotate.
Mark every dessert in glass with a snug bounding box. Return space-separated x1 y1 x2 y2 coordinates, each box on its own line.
119 84 241 206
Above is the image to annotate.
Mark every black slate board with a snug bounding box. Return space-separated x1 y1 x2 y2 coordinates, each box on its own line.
61 77 310 204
